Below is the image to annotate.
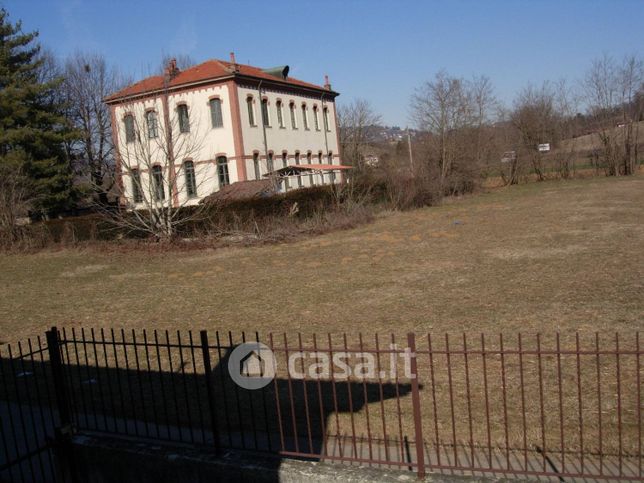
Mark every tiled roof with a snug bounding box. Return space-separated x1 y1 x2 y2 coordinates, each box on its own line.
106 59 333 102
200 179 276 203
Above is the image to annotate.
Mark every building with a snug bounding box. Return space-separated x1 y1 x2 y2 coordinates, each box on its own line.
104 53 346 207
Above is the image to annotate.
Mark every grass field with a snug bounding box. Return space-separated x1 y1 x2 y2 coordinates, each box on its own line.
1 174 642 461
0 174 643 341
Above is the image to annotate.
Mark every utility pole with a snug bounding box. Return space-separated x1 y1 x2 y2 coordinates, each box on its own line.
407 127 414 174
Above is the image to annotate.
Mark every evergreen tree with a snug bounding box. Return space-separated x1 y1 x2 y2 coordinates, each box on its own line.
0 8 77 217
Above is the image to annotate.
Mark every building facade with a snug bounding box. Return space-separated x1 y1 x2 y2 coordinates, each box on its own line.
105 54 343 207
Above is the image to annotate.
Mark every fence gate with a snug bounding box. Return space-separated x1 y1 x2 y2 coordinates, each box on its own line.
0 329 75 483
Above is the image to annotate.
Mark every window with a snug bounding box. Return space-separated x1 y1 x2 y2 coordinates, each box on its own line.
289 103 297 129
313 106 320 130
124 115 135 143
301 105 309 129
209 98 223 128
247 97 256 126
328 151 333 164
282 152 288 168
276 101 284 128
307 153 313 184
261 99 270 126
146 111 158 139
323 107 330 131
295 152 300 165
253 153 260 179
267 152 274 173
177 104 190 133
217 156 230 186
318 152 323 164
184 161 197 198
131 169 143 203
152 165 164 201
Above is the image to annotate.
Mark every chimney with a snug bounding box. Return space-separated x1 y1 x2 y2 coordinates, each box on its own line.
165 58 179 79
324 74 332 91
229 51 239 73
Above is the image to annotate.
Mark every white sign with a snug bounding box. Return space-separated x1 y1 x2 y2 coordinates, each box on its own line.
538 143 550 152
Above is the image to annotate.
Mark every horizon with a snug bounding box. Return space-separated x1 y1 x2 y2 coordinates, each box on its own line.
3 0 644 127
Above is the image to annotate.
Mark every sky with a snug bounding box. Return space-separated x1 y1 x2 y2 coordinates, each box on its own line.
3 0 644 127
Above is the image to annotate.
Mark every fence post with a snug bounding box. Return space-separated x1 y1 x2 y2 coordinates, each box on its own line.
200 330 221 455
407 333 426 478
46 326 79 483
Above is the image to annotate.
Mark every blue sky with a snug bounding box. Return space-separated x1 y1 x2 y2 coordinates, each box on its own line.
4 0 644 126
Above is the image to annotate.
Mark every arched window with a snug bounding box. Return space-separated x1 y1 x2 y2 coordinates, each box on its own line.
323 107 330 131
282 151 288 168
276 101 284 128
124 114 135 143
177 104 190 133
247 97 256 126
295 152 302 188
253 152 260 179
217 156 230 186
289 102 297 129
306 152 313 185
261 98 270 126
209 98 223 128
301 104 309 130
152 165 164 201
267 152 274 172
313 106 320 130
184 161 197 198
146 111 158 139
131 168 143 203
318 151 323 164
328 151 333 164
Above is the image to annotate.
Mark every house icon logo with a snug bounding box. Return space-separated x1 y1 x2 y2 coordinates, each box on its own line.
240 349 265 377
228 342 276 390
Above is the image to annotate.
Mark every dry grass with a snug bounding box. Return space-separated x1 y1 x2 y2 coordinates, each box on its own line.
1 174 642 339
1 174 642 461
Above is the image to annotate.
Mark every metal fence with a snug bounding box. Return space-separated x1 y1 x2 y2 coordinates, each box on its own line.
0 328 642 482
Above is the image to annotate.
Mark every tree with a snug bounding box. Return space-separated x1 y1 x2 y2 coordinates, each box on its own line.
583 54 643 176
337 99 381 167
108 81 210 239
61 52 122 204
411 71 475 193
0 8 78 217
511 82 561 181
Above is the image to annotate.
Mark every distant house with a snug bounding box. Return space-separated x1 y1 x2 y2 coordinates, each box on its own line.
104 54 347 207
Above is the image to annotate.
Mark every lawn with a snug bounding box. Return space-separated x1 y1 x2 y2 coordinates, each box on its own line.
1 174 642 464
0 174 643 341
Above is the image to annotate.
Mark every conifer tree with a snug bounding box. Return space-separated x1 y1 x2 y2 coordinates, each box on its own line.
0 8 78 217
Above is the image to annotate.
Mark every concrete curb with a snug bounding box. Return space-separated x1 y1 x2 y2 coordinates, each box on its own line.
70 432 522 482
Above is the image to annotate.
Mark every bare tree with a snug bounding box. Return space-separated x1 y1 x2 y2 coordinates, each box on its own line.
470 75 499 168
410 71 474 193
110 86 210 239
583 54 643 176
61 52 123 203
337 99 382 167
511 82 561 181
